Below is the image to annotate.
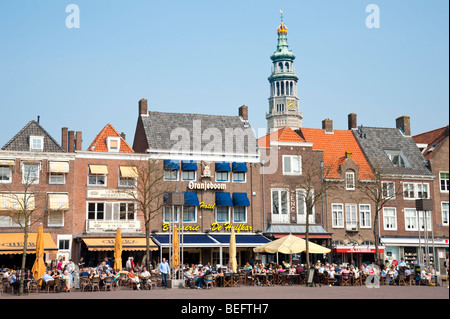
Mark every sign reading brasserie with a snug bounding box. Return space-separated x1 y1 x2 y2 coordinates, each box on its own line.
162 222 252 233
188 181 226 190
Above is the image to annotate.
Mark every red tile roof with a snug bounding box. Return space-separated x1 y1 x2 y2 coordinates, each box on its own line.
88 124 134 153
257 126 306 148
413 126 449 160
298 128 373 180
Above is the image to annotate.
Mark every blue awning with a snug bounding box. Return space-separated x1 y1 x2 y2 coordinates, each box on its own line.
209 234 272 247
164 160 180 170
232 192 250 206
184 192 199 206
152 234 219 247
232 162 248 172
215 162 231 172
215 192 233 206
181 160 197 171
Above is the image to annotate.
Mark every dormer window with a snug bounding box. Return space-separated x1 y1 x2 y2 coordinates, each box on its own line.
107 137 120 152
30 136 44 151
345 171 355 190
384 150 410 168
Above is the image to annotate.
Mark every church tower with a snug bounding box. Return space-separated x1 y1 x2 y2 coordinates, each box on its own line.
266 12 302 132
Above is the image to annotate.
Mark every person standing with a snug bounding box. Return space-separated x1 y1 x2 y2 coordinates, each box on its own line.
159 258 170 289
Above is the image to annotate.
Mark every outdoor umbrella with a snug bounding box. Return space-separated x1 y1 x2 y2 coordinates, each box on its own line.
229 227 237 273
31 225 46 283
172 227 180 271
253 234 306 254
113 228 123 271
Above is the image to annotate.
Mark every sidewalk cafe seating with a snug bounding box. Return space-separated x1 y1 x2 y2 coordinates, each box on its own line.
27 279 41 294
223 274 232 287
80 276 91 292
341 273 350 286
91 276 101 291
46 278 60 293
103 276 114 291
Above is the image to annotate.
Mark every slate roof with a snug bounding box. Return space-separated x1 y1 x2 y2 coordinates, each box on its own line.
1 120 64 153
140 111 258 156
88 123 134 153
353 127 433 177
298 127 373 180
412 126 449 161
257 126 306 148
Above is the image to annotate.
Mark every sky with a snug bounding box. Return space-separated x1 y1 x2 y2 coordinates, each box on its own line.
0 0 448 149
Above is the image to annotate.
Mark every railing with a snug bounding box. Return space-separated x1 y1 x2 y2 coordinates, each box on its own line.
346 221 359 232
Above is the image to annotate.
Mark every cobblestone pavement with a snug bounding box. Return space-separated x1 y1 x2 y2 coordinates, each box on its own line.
1 285 448 300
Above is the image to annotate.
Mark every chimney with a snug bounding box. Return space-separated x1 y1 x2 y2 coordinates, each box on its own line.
68 131 75 153
120 132 126 141
322 119 333 133
239 105 248 121
75 131 82 151
396 116 411 136
348 113 357 130
62 127 68 152
345 151 353 159
139 99 148 116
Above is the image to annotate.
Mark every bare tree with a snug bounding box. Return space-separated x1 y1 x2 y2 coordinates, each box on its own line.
122 157 172 269
0 161 46 295
295 152 334 269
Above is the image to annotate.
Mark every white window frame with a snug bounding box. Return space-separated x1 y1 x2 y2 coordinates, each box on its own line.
232 206 247 223
49 173 66 185
359 204 371 228
29 136 44 151
384 150 410 168
403 182 430 200
163 206 178 223
0 213 27 228
48 211 65 227
183 206 197 223
383 207 397 231
106 136 121 153
345 171 355 190
439 172 449 193
282 155 302 176
215 206 230 223
405 208 418 231
345 204 358 230
441 202 449 226
332 203 344 228
87 202 105 220
382 181 395 199
163 169 178 181
215 171 229 183
0 166 12 183
88 173 107 187
232 172 246 183
418 211 433 232
22 163 40 184
181 170 196 182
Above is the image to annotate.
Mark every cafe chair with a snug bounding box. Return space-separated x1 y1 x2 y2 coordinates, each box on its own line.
104 276 114 291
28 279 41 294
91 277 101 292
223 274 232 287
80 276 91 292
341 274 350 286
47 278 60 293
398 273 407 286
233 273 240 287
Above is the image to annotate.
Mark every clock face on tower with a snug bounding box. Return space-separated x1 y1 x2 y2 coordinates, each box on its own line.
287 100 296 110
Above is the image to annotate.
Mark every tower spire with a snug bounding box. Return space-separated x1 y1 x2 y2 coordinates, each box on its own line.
266 12 303 132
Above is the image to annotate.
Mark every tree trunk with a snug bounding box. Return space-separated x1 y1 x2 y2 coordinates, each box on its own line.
19 227 29 296
373 204 381 267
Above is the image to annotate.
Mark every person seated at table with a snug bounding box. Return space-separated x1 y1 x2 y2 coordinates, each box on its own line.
195 267 205 289
216 267 224 277
244 262 252 272
341 266 350 280
387 265 397 285
127 269 141 290
61 270 72 291
277 265 284 278
41 270 55 290
140 267 151 279
184 268 195 288
251 264 261 286
192 265 199 276
225 267 233 274
79 268 90 277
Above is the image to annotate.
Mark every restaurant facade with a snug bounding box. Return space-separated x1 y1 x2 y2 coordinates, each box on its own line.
132 99 270 267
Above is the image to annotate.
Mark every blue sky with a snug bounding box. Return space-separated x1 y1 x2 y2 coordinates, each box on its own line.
0 0 448 149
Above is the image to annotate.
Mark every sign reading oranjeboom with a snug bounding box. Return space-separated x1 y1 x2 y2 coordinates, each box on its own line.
188 181 226 190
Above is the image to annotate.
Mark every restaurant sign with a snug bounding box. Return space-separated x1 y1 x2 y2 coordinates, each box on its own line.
162 222 252 233
188 181 226 191
87 189 137 200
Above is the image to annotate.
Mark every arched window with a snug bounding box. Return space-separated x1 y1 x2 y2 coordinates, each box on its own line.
285 62 289 72
281 81 285 95
290 82 293 96
278 62 283 72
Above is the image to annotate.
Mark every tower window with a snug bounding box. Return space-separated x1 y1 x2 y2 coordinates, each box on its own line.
285 62 289 72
